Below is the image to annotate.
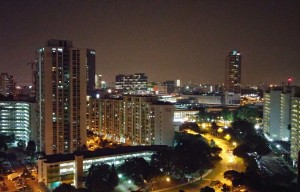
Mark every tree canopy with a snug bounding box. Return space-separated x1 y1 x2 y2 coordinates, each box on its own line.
118 157 159 185
53 183 76 192
85 163 119 192
26 140 36 157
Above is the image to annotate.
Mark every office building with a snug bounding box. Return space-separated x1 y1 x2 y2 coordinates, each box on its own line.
225 50 241 93
36 39 91 155
223 50 242 105
99 95 174 146
0 73 15 96
115 73 147 93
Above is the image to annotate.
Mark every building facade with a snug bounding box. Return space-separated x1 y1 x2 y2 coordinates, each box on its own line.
0 73 15 96
291 96 300 166
225 50 241 93
115 73 147 93
99 95 175 146
86 96 100 134
36 39 90 155
37 146 163 189
0 101 35 145
86 49 96 96
263 90 283 140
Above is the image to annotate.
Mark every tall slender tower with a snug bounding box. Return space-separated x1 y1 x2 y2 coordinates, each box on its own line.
36 39 91 155
225 50 241 93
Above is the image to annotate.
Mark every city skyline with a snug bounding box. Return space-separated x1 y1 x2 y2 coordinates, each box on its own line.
0 0 299 85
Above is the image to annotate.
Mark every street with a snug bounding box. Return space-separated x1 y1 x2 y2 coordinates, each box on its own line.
155 134 245 192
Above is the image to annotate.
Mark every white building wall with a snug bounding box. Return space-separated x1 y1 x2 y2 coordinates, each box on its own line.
263 91 281 140
280 93 291 140
153 104 175 147
290 97 300 165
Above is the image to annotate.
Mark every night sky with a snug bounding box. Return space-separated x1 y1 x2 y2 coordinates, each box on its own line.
1 0 299 85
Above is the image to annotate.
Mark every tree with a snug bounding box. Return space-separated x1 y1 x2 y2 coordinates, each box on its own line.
221 184 230 192
85 163 119 192
118 157 158 185
17 140 26 150
53 183 76 192
223 170 241 181
221 109 233 122
231 120 256 142
0 140 8 151
26 140 36 157
234 106 259 123
233 144 251 158
200 186 215 192
108 164 119 189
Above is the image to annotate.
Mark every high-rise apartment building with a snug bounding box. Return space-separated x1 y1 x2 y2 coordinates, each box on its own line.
291 96 300 166
36 39 91 155
115 73 147 93
0 73 15 96
86 96 100 134
263 89 282 140
86 49 96 95
99 95 174 146
263 86 300 141
225 50 241 93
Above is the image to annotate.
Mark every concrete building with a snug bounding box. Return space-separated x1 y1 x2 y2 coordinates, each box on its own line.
99 95 175 146
86 49 96 96
224 50 241 106
263 90 281 140
0 101 36 145
115 73 147 93
225 50 241 93
86 96 100 134
290 96 300 166
162 80 175 94
263 87 300 141
37 146 164 189
174 109 199 122
36 39 91 155
0 73 15 96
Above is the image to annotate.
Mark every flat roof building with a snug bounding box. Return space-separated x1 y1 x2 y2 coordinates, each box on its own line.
36 39 94 155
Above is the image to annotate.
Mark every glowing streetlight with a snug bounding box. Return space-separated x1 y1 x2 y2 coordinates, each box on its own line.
232 142 237 147
224 134 231 140
166 177 170 182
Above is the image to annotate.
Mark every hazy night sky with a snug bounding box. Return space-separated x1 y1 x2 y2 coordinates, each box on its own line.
0 0 299 85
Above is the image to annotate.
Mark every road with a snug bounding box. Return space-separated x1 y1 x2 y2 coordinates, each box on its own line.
155 134 245 192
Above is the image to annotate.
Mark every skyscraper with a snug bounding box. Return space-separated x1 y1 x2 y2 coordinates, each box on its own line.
36 39 91 155
86 49 96 95
225 50 241 93
0 72 15 96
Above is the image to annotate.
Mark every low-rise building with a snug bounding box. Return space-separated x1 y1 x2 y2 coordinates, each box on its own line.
37 145 165 189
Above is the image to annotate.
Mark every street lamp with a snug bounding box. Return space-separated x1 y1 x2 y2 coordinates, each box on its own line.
166 177 171 182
